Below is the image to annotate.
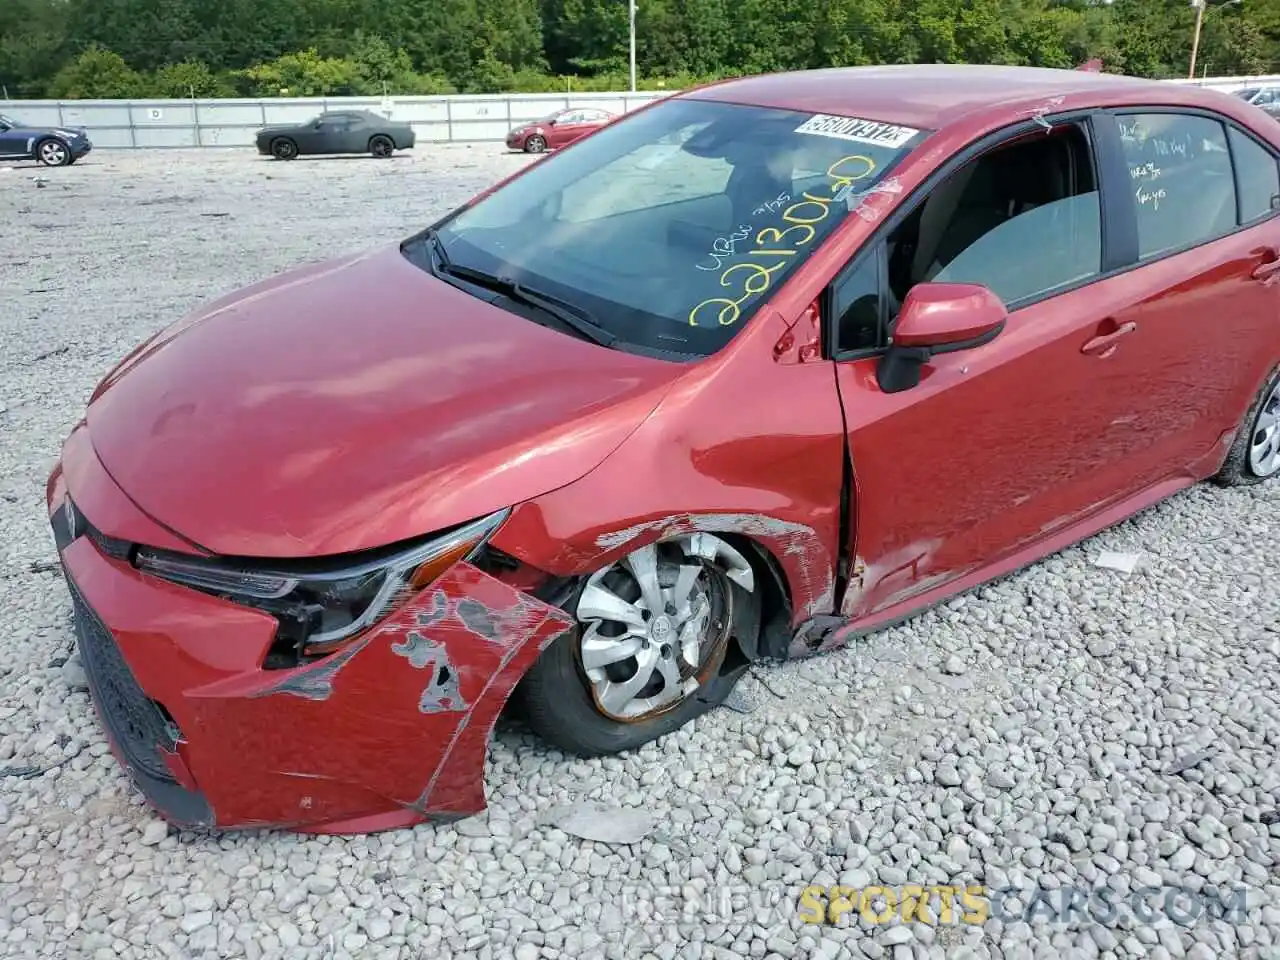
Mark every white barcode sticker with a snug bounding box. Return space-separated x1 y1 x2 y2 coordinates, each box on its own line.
794 114 920 149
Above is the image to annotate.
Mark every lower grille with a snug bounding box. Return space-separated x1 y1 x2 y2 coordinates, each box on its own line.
65 571 179 784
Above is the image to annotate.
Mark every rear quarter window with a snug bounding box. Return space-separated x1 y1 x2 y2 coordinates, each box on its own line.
1228 126 1280 223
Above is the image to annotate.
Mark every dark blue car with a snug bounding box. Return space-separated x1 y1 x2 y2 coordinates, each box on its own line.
0 113 92 166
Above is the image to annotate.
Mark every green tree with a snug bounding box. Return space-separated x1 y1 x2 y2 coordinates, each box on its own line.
0 0 70 96
48 45 144 98
348 31 418 93
150 59 235 97
239 48 360 96
7 0 1280 99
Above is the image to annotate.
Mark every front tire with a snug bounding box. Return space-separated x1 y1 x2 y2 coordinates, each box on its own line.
369 135 394 158
519 535 761 757
524 135 547 154
35 138 71 167
1214 365 1280 486
270 138 298 161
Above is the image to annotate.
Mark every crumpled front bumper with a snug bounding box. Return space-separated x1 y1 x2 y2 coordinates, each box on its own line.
47 426 575 834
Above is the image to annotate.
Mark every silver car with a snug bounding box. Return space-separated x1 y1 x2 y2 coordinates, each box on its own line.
1234 85 1280 120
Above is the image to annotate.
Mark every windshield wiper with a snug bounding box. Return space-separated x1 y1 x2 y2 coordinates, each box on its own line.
423 229 453 272
445 266 616 348
409 229 617 348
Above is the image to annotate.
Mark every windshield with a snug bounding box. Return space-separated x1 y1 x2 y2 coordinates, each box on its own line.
1237 88 1260 101
0 114 19 127
424 98 927 358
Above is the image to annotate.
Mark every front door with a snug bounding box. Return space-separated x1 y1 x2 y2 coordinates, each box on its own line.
547 111 586 149
296 117 334 154
828 116 1176 621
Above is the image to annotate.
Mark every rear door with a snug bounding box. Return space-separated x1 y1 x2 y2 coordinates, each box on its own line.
1091 108 1280 485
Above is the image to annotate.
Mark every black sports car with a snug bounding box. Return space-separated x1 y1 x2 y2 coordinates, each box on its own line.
0 113 92 166
254 110 416 160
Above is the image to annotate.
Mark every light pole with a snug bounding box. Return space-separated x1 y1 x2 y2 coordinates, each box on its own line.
1189 0 1241 80
629 0 637 92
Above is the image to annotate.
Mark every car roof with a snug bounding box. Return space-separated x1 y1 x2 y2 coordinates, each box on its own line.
680 64 1220 133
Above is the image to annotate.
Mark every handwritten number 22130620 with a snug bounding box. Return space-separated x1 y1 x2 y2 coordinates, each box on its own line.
687 155 877 328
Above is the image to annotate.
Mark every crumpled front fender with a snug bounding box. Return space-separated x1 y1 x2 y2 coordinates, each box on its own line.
61 525 575 834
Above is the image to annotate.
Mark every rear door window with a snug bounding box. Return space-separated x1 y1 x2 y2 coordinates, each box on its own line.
1115 113 1236 259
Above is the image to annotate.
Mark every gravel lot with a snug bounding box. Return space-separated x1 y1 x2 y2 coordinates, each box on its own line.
2 146 1279 960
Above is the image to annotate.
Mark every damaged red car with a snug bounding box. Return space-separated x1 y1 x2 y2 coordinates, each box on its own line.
49 64 1280 834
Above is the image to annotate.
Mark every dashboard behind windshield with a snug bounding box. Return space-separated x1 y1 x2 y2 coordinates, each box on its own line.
428 98 929 359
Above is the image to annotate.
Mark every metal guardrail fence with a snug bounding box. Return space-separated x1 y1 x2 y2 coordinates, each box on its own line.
0 92 670 149
3 73 1277 150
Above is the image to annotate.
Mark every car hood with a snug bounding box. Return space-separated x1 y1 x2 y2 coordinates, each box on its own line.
84 244 682 558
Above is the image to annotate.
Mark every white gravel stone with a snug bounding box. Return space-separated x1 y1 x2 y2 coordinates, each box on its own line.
2 146 1279 959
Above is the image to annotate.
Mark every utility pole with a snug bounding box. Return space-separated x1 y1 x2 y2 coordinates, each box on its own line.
1190 0 1241 80
629 0 637 92
1189 0 1205 79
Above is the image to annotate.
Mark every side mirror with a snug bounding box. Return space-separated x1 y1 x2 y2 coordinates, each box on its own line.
877 282 1007 394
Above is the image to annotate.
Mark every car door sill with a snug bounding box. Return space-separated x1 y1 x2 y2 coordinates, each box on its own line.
782 473 1201 660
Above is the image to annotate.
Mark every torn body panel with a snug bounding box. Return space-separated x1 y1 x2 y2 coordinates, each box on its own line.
55 505 574 833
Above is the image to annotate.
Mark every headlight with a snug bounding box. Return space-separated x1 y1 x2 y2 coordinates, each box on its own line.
133 508 508 655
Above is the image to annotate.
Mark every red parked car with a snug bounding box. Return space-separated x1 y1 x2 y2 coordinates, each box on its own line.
505 106 614 153
49 64 1280 834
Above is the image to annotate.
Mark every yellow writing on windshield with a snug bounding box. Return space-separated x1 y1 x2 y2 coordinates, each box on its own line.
688 154 877 328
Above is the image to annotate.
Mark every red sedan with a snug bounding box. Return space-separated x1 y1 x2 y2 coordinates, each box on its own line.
49 65 1280 834
505 106 613 153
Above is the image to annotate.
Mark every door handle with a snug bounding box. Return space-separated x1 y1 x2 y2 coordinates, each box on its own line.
1252 254 1280 282
1081 321 1137 357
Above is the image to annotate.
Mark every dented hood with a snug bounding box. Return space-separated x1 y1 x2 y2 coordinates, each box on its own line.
85 245 679 558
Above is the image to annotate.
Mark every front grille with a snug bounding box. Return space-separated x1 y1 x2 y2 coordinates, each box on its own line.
65 572 179 784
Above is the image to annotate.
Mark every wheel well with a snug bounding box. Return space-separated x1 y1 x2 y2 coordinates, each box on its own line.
479 532 794 663
718 534 792 662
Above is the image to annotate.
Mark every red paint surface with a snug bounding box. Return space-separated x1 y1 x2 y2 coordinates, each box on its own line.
84 246 680 557
505 108 613 151
892 283 1007 347
56 487 573 831
48 66 1280 832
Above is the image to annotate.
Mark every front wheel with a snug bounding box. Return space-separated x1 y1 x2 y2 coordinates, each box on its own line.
369 135 394 158
524 134 547 154
270 138 298 161
519 535 760 756
36 138 71 167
